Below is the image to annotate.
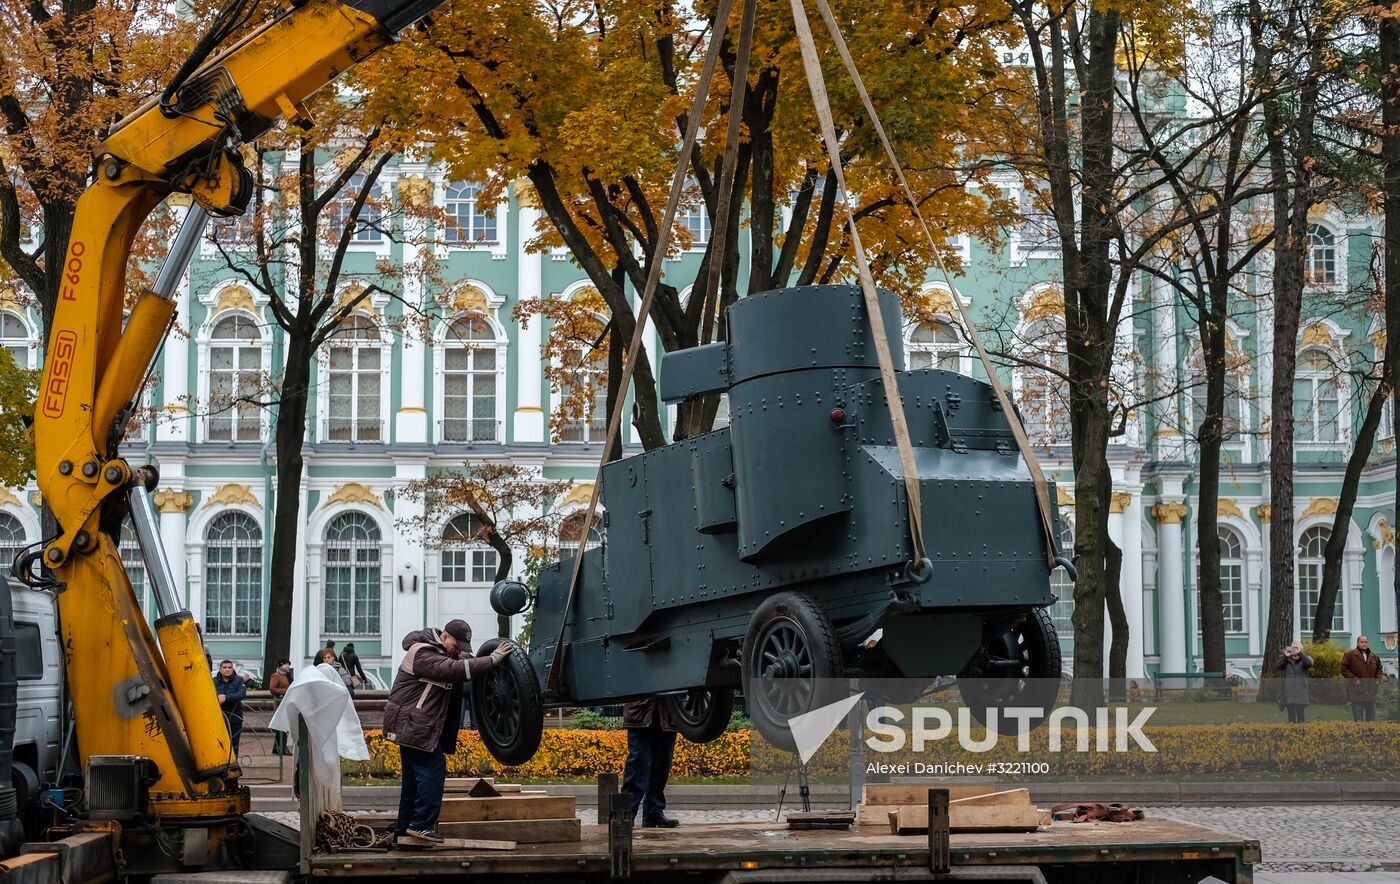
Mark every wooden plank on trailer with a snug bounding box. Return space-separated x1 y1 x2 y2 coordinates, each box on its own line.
445 777 497 794
396 835 516 851
438 818 581 844
438 795 577 823
860 783 995 806
892 803 1045 834
950 788 1031 807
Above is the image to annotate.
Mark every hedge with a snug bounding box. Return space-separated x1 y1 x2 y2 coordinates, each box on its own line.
355 722 1400 780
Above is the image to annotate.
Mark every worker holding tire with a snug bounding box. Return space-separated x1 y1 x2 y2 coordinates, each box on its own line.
383 619 512 845
621 698 680 828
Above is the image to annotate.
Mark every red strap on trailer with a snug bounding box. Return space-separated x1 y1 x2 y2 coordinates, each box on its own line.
1051 803 1146 823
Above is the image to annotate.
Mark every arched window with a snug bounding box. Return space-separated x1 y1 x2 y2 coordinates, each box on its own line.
559 511 603 554
1186 368 1245 442
557 316 609 443
330 173 383 243
678 181 710 248
1015 318 1070 446
204 512 262 635
1 311 31 368
908 319 967 372
1296 526 1341 636
1048 517 1075 635
119 527 150 613
1293 349 1342 444
208 314 263 442
326 315 383 442
1305 224 1336 285
324 512 381 635
444 182 497 244
441 513 498 584
1197 526 1245 634
442 313 501 442
0 512 27 569
1381 545 1397 634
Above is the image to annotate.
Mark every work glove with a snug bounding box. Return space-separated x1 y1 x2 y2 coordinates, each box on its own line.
490 641 515 667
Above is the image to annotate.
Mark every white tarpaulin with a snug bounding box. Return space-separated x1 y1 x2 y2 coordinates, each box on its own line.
269 663 369 785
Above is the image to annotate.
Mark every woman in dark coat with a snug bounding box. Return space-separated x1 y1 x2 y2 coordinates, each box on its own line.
1275 642 1313 723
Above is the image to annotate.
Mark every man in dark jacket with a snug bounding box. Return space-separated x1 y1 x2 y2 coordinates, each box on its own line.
383 620 511 844
213 660 248 758
1341 635 1386 721
621 698 679 828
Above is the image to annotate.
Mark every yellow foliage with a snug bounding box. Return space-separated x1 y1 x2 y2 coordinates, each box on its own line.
355 723 1400 781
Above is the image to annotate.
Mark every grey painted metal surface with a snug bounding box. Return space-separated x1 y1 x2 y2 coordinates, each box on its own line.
527 284 1062 704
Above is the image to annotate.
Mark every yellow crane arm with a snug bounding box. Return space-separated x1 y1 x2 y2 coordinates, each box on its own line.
29 0 443 826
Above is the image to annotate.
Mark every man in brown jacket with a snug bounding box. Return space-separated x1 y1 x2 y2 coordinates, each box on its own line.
268 659 293 756
383 620 511 844
1341 635 1386 721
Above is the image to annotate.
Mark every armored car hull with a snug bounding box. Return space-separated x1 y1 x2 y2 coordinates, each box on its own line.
481 285 1068 759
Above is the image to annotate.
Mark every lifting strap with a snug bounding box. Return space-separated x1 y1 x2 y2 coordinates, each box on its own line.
544 0 737 698
788 0 928 569
803 0 1062 569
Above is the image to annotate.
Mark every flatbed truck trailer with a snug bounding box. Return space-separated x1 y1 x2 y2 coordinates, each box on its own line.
308 817 1261 884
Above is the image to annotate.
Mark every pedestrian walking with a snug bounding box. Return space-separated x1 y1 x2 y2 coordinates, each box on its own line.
213 659 248 758
1275 642 1312 723
383 620 512 845
268 658 294 756
341 642 369 690
1340 635 1385 722
620 698 680 828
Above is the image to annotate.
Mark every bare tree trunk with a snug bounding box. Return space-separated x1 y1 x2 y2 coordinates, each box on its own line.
1384 0 1400 721
1102 475 1128 701
1195 319 1229 676
262 335 312 680
1313 367 1393 640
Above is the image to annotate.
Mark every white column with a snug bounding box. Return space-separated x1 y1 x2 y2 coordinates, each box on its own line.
153 475 191 609
158 206 191 444
397 214 430 444
1245 549 1264 656
391 459 428 670
1122 486 1146 679
289 481 310 668
1149 278 1184 461
1257 505 1271 658
1107 503 1124 665
514 204 545 442
1155 491 1189 673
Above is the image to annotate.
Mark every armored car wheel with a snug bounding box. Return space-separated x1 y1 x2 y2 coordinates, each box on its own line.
957 607 1061 736
472 638 544 766
665 688 735 744
742 592 844 753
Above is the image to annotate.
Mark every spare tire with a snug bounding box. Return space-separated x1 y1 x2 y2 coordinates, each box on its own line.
472 638 545 766
665 688 734 744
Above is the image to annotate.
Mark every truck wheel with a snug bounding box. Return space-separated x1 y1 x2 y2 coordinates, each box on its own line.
957 607 1061 735
472 638 544 766
665 688 734 744
741 592 844 753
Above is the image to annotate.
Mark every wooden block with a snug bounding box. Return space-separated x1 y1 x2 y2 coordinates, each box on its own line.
445 777 496 793
786 810 855 830
438 818 581 844
438 795 577 823
949 788 1031 807
492 784 523 793
857 804 905 827
860 783 995 806
891 803 1045 834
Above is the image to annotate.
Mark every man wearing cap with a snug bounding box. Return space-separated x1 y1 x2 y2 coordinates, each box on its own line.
383 619 512 845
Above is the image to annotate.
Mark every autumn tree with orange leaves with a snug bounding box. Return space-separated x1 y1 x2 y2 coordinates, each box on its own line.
364 0 1026 448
